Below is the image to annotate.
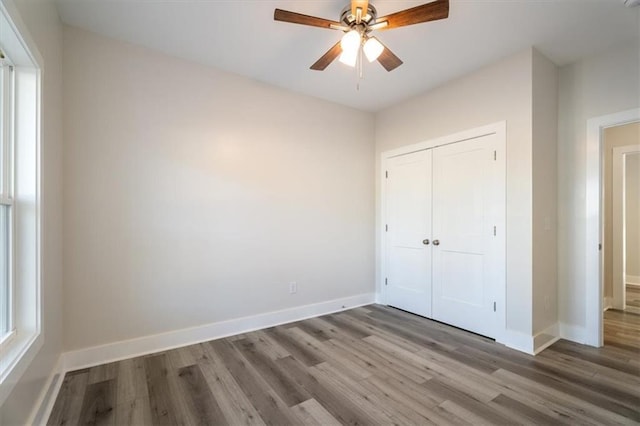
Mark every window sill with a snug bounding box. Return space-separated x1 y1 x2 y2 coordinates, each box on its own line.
0 329 42 406
0 329 17 350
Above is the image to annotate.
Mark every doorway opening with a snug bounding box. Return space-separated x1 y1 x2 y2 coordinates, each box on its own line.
586 108 640 347
605 126 640 313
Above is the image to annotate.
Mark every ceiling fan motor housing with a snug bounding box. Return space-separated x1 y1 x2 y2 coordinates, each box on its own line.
340 4 378 29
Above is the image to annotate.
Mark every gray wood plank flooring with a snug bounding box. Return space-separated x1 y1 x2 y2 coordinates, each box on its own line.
627 285 640 314
48 305 640 425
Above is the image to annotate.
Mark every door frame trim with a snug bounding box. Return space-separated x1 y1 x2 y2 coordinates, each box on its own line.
585 108 639 347
380 121 506 342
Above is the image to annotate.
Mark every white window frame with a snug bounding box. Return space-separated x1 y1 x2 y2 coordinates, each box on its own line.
0 1 43 407
0 51 16 350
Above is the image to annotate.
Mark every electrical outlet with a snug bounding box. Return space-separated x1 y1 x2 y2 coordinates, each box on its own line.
289 282 297 294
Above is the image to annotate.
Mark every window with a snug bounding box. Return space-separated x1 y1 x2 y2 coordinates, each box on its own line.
0 51 14 347
0 2 42 403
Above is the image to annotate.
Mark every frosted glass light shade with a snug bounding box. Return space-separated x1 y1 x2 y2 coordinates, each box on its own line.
363 37 384 62
339 49 358 67
340 30 361 55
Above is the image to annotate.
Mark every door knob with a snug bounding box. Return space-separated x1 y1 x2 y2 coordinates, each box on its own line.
432 239 440 246
422 239 430 245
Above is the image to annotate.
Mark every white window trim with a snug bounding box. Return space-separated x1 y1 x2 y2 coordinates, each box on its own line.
0 0 43 407
0 56 16 353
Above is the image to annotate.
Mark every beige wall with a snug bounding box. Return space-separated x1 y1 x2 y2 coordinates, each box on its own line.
62 26 375 351
626 153 640 280
558 41 640 330
532 49 559 334
0 0 64 424
375 49 535 336
603 122 640 297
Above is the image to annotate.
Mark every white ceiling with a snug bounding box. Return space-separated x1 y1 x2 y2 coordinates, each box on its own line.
55 0 639 112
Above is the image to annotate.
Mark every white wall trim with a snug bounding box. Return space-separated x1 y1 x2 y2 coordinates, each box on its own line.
32 294 375 423
559 322 586 344
498 324 559 355
499 329 535 355
27 356 64 426
61 293 375 372
500 323 570 355
533 323 560 355
382 121 506 160
0 0 45 409
627 275 640 286
585 108 640 347
604 297 613 311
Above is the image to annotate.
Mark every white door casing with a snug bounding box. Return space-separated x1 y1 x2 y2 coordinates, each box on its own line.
585 109 640 347
431 133 503 338
384 149 433 318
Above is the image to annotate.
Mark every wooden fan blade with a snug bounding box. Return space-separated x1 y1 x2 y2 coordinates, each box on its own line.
351 0 369 22
310 42 343 71
274 9 341 29
376 0 449 30
377 43 403 72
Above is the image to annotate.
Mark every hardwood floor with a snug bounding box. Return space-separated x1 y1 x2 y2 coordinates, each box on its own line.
627 284 640 314
604 308 640 351
48 305 640 425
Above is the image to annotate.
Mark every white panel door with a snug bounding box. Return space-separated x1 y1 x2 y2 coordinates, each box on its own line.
385 149 432 317
432 134 503 338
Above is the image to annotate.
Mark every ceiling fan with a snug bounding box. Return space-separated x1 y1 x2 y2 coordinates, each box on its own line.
274 0 449 72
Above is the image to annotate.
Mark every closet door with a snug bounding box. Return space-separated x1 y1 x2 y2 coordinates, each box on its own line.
384 149 432 317
432 134 502 338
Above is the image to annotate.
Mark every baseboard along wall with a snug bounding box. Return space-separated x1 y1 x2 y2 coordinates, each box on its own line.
627 275 640 286
33 293 376 424
61 293 376 372
34 294 588 423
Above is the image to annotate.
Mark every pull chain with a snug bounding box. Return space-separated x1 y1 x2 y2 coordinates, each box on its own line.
358 47 363 79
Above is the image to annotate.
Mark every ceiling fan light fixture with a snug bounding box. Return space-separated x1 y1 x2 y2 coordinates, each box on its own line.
338 49 358 67
340 29 361 54
274 0 451 73
363 36 384 62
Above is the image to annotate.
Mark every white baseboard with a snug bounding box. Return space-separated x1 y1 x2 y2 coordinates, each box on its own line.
499 329 535 355
61 293 376 372
533 323 560 354
374 293 384 304
499 323 560 356
626 275 640 286
604 297 613 311
624 305 640 315
28 356 64 426
36 293 375 424
559 322 586 344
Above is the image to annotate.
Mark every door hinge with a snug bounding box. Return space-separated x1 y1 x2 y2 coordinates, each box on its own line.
385 224 388 232
385 171 388 178
599 243 602 251
494 150 497 161
493 226 496 236
493 302 496 312
385 278 388 286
